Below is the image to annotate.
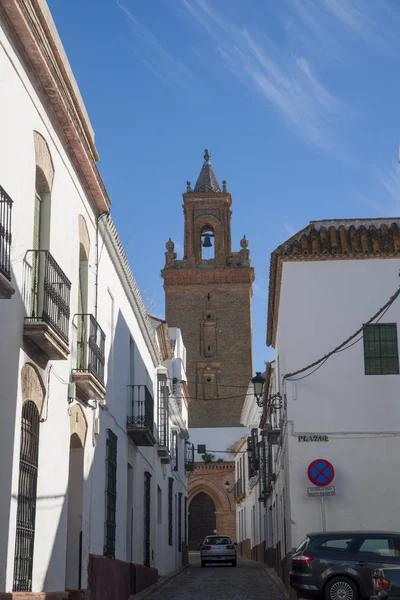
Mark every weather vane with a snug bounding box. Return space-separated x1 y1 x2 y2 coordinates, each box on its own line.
203 149 211 162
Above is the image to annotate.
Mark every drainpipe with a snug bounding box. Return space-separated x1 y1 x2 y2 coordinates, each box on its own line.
95 212 109 320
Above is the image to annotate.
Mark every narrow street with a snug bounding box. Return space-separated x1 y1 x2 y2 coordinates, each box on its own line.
147 553 285 600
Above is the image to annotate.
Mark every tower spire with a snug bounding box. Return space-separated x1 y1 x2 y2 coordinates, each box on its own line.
193 149 221 193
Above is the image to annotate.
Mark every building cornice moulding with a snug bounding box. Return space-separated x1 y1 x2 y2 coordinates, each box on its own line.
267 219 400 348
1 0 110 214
162 267 254 287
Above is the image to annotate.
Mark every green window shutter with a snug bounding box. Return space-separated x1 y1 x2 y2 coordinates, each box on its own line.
33 193 42 250
363 324 399 375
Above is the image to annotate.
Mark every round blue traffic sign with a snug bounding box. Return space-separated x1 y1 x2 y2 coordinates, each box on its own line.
307 459 335 487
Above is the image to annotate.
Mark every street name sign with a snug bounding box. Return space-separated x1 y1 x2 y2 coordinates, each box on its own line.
308 486 335 497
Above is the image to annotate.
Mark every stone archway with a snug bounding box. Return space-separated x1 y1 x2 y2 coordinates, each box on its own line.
20 362 45 415
188 463 236 548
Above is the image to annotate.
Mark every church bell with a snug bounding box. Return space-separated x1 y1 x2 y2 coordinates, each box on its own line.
202 235 212 248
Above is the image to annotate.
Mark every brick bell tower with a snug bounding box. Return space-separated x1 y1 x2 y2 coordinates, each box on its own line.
162 150 254 428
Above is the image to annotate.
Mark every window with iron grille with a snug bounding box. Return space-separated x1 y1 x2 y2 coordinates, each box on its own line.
144 472 151 567
157 374 169 447
172 430 179 471
178 493 182 552
13 401 40 592
168 477 174 546
363 324 399 375
104 430 117 558
184 496 188 545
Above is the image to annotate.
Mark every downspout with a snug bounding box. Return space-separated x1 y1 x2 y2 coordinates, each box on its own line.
95 211 109 319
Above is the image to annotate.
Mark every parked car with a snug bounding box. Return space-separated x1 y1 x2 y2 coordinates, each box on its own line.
200 535 237 567
372 567 400 600
290 531 400 600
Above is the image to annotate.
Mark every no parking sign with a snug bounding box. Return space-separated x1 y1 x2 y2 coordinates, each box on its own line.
307 459 335 487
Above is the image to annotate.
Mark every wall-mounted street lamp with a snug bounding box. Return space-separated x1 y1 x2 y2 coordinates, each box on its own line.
251 371 283 410
251 372 265 406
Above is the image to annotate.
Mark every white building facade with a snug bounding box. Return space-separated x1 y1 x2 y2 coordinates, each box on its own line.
0 2 191 598
266 218 400 584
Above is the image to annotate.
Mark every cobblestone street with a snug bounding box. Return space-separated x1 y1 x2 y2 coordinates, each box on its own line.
147 553 285 600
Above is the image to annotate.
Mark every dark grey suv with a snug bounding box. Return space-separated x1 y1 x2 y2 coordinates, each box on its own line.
290 532 400 600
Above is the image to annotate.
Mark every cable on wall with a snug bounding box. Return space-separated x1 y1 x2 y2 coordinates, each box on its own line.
283 285 400 381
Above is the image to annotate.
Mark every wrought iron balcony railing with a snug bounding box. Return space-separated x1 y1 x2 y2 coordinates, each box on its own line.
74 314 106 384
24 250 71 342
185 441 194 472
0 185 13 281
157 374 169 448
127 385 154 433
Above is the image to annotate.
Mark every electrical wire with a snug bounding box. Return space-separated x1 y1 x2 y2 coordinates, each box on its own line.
284 285 400 381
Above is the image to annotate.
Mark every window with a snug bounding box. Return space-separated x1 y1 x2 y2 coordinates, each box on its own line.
157 374 169 447
319 537 355 551
104 430 117 558
178 493 182 552
13 401 40 592
144 472 151 567
171 430 178 471
157 486 162 525
363 324 399 375
168 477 174 546
358 538 395 557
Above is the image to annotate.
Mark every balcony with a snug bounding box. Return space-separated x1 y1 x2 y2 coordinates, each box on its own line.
234 477 246 503
0 186 15 298
265 423 281 446
71 314 106 404
185 442 195 472
157 375 170 462
127 385 155 446
23 250 71 359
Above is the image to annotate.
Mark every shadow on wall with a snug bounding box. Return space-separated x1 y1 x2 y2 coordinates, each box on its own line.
0 263 33 592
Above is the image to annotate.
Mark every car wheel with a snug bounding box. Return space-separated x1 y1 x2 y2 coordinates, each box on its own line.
325 577 358 600
232 560 237 567
201 561 206 568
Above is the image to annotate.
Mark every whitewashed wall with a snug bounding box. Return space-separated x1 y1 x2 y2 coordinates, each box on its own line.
272 257 400 552
0 14 187 594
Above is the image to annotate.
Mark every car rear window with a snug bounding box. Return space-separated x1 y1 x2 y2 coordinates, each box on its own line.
204 537 232 545
318 538 355 551
358 538 397 557
295 537 310 554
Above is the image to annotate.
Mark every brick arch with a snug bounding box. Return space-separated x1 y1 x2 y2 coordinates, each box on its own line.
193 214 224 263
188 476 230 513
78 214 90 261
20 363 45 416
33 131 55 193
69 404 88 449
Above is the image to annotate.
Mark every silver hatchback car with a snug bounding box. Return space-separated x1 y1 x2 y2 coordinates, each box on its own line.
200 535 237 567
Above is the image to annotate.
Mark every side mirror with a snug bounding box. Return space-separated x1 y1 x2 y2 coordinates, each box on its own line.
198 542 202 548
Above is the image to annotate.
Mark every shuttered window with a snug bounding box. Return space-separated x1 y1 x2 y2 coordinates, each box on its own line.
363 324 399 375
33 193 42 250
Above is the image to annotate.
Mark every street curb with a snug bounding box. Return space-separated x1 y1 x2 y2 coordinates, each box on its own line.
131 564 191 599
262 567 290 600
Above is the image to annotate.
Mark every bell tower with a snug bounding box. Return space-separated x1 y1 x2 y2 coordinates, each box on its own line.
162 150 254 428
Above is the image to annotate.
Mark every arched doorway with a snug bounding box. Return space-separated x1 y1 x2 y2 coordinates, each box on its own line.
188 492 216 550
65 405 87 590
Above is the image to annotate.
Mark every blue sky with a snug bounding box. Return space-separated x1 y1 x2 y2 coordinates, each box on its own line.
48 0 400 369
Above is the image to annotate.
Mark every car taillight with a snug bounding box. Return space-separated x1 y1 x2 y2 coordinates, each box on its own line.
377 578 390 591
226 545 235 549
202 545 211 550
292 554 313 564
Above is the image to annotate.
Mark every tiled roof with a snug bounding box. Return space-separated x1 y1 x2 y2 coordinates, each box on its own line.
267 218 400 347
194 159 221 193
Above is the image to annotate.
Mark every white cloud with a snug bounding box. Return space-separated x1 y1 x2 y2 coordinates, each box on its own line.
180 0 346 152
116 0 194 90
